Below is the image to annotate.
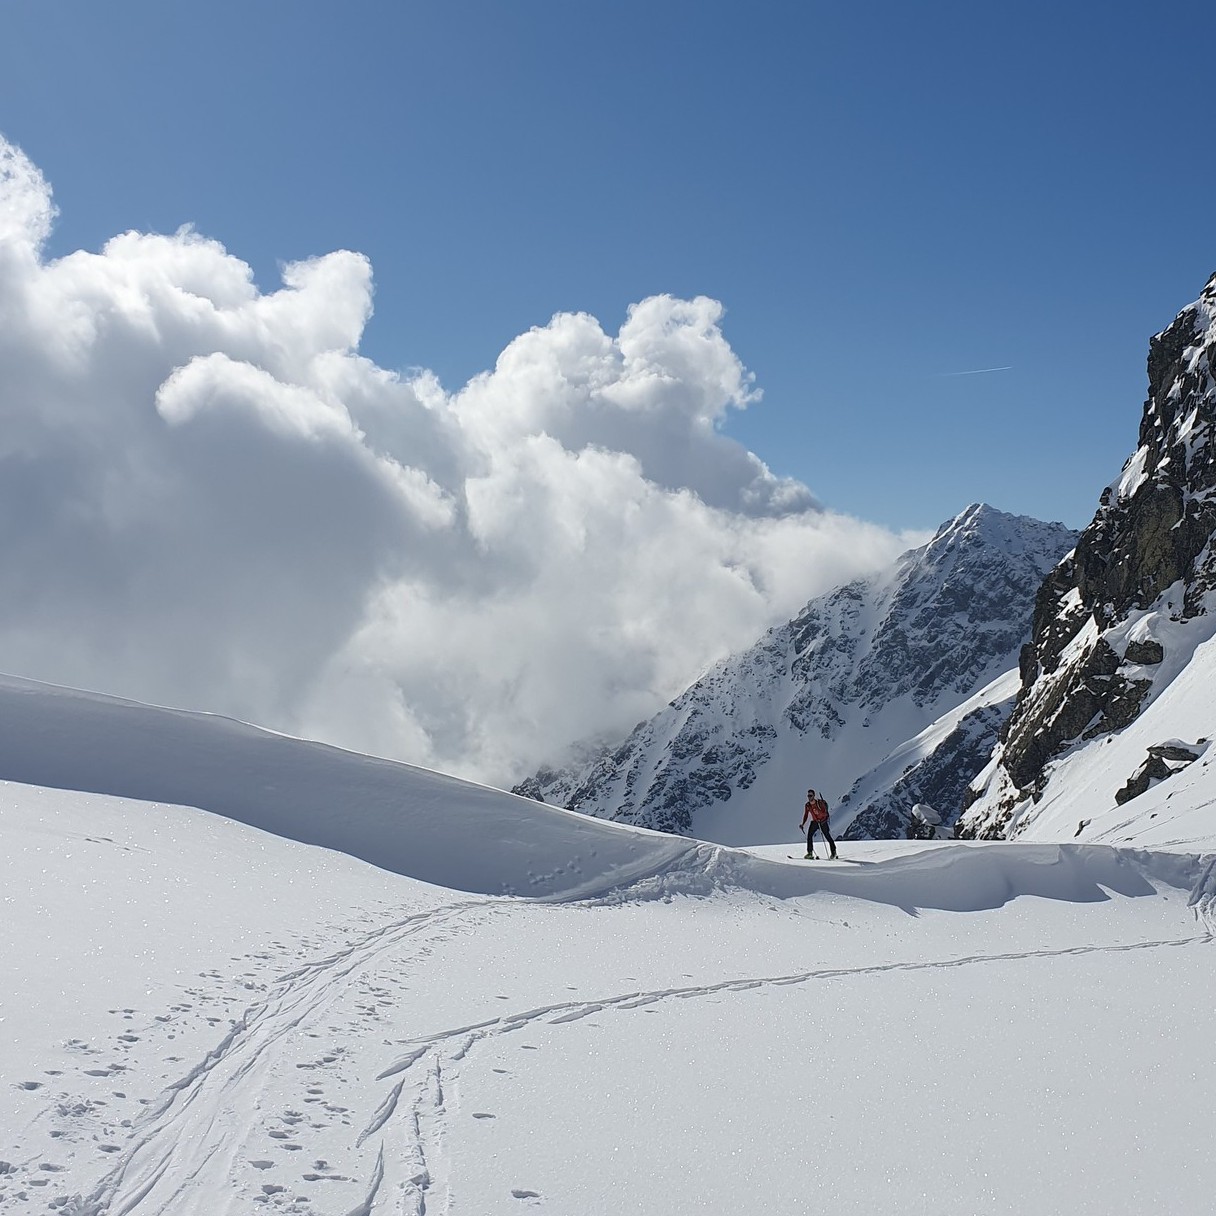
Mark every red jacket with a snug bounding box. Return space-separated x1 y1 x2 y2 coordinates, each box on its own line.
802 796 829 825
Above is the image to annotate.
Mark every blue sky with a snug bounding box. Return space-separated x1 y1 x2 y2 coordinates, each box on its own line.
3 0 1213 533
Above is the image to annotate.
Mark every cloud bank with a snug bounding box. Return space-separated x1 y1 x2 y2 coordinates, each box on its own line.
0 134 917 783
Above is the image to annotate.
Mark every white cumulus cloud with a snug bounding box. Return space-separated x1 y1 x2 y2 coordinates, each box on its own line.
0 133 920 784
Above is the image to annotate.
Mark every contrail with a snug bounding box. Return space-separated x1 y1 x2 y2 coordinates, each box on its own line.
936 365 1013 377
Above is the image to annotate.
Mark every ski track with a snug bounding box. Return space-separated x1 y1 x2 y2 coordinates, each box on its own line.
65 898 493 1216
58 877 1213 1216
376 932 1212 1081
360 931 1212 1215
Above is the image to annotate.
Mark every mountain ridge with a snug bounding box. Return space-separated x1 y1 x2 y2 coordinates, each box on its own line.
515 503 1077 843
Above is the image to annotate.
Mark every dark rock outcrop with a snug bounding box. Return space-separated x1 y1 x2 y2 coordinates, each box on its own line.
1123 639 1164 665
1114 741 1205 805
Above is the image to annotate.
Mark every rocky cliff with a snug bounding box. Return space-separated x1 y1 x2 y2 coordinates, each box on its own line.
960 273 1216 838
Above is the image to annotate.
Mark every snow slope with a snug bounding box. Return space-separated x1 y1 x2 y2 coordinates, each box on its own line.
2 674 1215 1215
0 673 694 900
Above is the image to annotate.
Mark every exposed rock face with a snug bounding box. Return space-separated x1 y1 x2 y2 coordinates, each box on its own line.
1123 639 1164 665
515 505 1075 844
960 274 1216 838
1114 741 1205 806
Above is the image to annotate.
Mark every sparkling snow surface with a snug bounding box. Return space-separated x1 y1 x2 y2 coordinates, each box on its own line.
2 677 1214 1215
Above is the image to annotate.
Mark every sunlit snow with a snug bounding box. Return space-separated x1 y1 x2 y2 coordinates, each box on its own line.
2 674 1214 1214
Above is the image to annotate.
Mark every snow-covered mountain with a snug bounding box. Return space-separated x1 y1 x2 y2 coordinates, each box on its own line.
961 273 1216 843
514 504 1076 843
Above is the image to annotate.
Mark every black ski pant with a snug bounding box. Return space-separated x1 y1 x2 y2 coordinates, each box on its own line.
807 818 837 858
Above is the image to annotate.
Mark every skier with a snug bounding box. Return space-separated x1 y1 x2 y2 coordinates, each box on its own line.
800 788 837 860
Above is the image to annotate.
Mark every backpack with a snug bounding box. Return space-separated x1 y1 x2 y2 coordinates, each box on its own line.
810 796 829 822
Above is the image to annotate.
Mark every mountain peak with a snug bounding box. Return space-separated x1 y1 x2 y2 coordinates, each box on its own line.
926 503 1068 554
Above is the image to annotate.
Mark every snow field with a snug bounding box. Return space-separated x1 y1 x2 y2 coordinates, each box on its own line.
4 774 1213 1214
449 941 1213 1216
2 673 1214 1214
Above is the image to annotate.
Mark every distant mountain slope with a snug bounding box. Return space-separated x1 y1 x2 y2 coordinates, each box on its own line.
960 273 1216 842
837 667 1020 839
515 505 1076 844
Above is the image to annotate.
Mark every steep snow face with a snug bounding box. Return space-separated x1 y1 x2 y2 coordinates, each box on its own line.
961 274 1216 840
515 505 1076 844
